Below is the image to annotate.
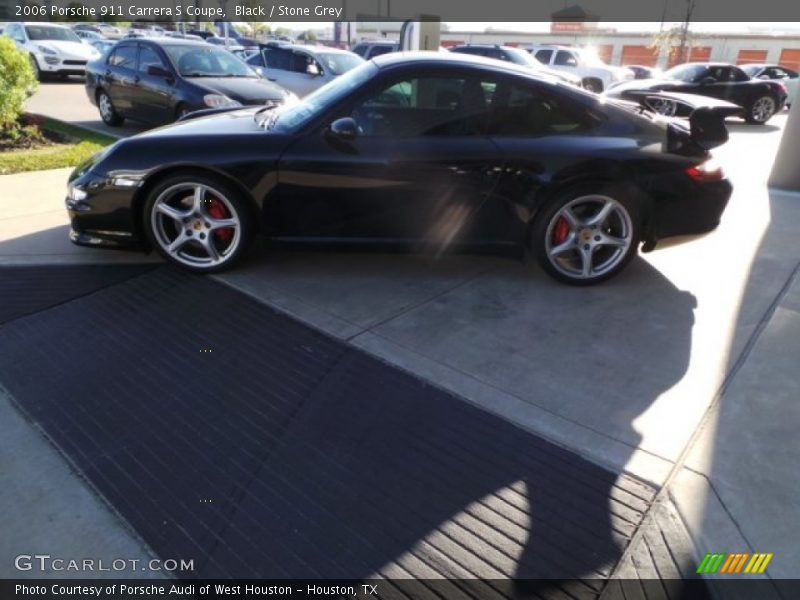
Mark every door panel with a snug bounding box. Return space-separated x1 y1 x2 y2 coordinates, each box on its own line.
273 71 505 246
132 45 175 123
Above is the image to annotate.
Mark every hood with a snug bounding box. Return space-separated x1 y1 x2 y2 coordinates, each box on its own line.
36 40 98 59
135 107 268 139
606 78 676 94
187 76 287 104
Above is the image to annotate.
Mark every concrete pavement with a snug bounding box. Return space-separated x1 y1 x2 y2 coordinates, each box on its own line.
25 80 147 139
1 111 798 586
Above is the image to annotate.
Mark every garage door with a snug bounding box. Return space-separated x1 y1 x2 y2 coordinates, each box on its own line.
621 45 659 66
779 48 800 71
596 44 613 65
668 46 712 68
737 49 768 65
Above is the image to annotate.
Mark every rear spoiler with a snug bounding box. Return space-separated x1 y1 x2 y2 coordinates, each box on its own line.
625 90 743 151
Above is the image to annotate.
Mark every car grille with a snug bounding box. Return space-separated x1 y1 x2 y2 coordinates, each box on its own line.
63 60 87 66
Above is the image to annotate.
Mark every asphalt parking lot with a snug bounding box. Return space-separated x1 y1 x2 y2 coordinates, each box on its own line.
5 80 800 589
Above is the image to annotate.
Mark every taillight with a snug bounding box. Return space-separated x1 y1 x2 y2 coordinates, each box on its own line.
769 81 788 95
685 158 724 183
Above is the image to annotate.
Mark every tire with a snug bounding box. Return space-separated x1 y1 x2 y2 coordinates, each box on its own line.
29 54 42 81
583 78 604 93
530 184 641 285
175 104 190 122
745 95 777 124
97 89 124 126
143 174 254 273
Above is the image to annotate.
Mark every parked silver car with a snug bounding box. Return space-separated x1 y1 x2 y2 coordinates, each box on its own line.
246 43 364 97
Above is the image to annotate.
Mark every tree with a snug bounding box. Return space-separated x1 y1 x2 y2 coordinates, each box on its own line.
650 0 698 66
0 37 38 137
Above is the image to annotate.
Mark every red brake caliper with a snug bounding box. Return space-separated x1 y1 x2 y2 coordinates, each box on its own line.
207 198 234 244
552 216 570 245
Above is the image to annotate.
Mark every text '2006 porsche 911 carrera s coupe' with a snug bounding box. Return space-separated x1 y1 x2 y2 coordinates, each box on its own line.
66 52 739 285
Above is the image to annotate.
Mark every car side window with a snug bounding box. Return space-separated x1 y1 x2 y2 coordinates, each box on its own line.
108 45 137 69
138 46 166 73
487 81 592 137
554 50 578 67
352 44 367 57
369 45 395 58
264 47 292 71
289 51 315 74
535 49 553 64
731 67 750 82
351 74 495 137
246 53 265 67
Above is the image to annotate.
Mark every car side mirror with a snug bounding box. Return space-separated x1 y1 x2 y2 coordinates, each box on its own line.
699 76 716 85
306 63 321 76
327 117 358 141
147 65 171 78
757 74 770 80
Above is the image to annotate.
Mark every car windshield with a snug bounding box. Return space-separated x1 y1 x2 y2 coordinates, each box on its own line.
664 64 706 82
162 45 255 78
740 65 761 77
266 61 378 131
25 25 81 43
505 47 543 69
316 52 364 76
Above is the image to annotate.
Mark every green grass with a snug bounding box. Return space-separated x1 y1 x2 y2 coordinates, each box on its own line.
0 117 117 175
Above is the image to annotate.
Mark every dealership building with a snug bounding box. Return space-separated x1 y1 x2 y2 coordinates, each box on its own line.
356 22 800 71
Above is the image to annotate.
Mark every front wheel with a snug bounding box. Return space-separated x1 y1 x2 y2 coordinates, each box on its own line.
143 175 254 273
531 187 640 285
745 95 777 124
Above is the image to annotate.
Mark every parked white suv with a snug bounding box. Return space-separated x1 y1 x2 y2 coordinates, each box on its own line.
528 45 633 92
4 22 100 80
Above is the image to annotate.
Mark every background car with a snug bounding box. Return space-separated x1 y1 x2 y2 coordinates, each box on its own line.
528 44 634 92
606 62 788 124
88 39 116 56
85 38 291 126
72 23 104 35
449 44 584 87
625 64 661 80
67 52 736 286
3 21 101 80
74 30 104 43
246 43 364 96
351 40 399 60
741 63 798 107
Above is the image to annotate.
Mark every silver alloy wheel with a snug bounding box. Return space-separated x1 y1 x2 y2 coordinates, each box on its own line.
99 93 114 122
751 96 776 122
544 194 633 280
150 183 241 268
649 98 678 117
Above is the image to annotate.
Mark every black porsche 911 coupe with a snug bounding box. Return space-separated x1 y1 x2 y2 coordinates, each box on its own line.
66 52 737 285
606 62 787 124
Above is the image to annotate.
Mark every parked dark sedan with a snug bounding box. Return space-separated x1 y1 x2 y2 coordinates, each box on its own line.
605 62 787 124
67 53 737 285
84 38 292 126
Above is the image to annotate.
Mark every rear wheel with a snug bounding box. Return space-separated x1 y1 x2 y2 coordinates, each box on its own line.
531 186 640 285
745 95 777 124
97 90 124 126
144 175 254 273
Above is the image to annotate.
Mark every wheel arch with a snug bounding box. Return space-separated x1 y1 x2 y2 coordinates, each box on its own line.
132 165 261 248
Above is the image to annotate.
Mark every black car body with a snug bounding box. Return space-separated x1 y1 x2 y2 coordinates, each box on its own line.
606 62 787 124
84 38 290 127
67 53 736 285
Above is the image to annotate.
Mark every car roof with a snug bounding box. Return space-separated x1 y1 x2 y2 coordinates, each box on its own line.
18 21 71 28
372 51 564 82
260 43 355 56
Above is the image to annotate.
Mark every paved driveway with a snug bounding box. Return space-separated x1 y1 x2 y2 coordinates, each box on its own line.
26 79 147 138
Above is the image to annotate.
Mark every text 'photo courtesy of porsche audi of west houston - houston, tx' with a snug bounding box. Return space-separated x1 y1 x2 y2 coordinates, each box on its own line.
66 52 739 285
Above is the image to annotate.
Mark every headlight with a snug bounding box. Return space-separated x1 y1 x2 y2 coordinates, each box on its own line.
37 45 57 55
203 94 241 108
67 185 87 201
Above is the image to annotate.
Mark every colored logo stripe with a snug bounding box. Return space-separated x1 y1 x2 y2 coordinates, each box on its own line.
698 552 773 574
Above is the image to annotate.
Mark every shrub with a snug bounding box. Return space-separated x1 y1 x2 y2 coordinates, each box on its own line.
0 37 38 137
